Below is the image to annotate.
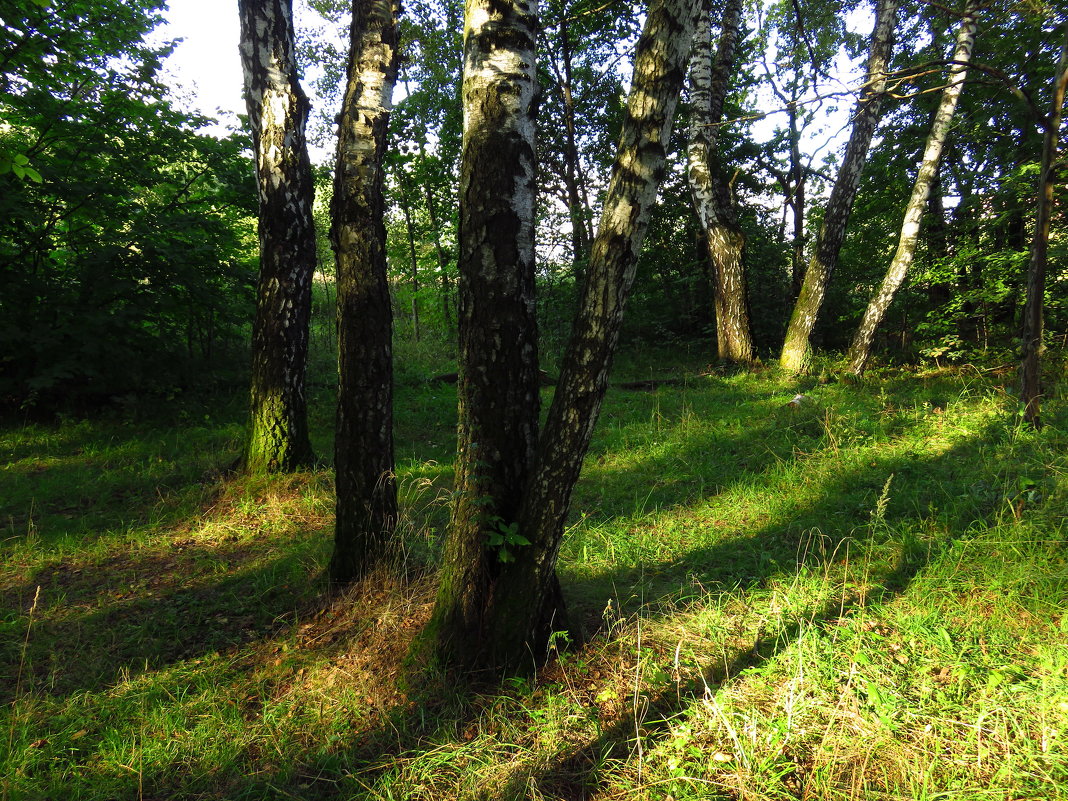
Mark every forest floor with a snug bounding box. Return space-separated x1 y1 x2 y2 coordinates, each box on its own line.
2 341 1068 800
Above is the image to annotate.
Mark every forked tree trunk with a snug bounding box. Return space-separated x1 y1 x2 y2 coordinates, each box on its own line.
428 0 543 673
238 0 316 472
1020 24 1068 428
330 0 400 584
686 0 753 364
845 1 978 376
489 0 700 675
779 0 898 373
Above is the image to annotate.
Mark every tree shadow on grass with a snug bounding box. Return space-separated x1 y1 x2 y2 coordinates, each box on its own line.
121 416 1012 801
0 415 244 549
0 520 331 704
1 373 1024 799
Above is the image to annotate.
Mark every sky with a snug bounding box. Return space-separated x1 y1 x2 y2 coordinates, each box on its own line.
155 0 245 131
155 0 869 175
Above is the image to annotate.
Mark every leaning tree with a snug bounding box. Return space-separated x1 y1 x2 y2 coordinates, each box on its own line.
845 0 979 376
1020 22 1068 428
428 0 702 676
779 0 898 373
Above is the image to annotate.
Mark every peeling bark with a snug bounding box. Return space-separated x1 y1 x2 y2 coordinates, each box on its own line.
238 0 316 472
330 0 400 584
428 0 700 677
686 0 754 364
429 0 543 673
846 1 978 377
1020 24 1068 428
779 0 898 373
502 0 700 674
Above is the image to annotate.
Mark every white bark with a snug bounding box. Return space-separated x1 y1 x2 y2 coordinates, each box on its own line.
846 2 979 376
780 0 898 373
686 0 753 363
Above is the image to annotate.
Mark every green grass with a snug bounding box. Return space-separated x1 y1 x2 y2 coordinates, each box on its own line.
2 342 1067 800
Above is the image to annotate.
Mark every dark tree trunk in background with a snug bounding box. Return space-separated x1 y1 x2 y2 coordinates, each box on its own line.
686 0 753 364
1020 24 1068 428
428 0 543 674
330 0 400 584
399 189 423 341
424 185 455 335
238 0 316 472
552 10 594 275
779 0 898 373
846 1 978 376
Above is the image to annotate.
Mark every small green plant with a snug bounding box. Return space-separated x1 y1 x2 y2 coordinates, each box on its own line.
485 516 531 563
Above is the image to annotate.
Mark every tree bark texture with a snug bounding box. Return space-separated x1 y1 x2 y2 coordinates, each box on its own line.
779 0 898 373
329 0 400 584
845 1 978 376
429 0 542 673
1020 23 1068 428
686 0 754 364
486 0 700 675
238 0 316 472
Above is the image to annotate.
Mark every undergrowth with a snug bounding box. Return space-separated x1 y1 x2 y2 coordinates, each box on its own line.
1 346 1066 800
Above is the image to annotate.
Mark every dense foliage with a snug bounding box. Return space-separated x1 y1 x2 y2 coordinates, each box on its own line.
0 0 257 412
0 0 1062 414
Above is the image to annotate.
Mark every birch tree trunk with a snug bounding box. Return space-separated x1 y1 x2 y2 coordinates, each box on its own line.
488 0 700 675
428 0 543 673
686 0 753 364
329 0 400 584
779 0 898 373
845 1 978 377
238 0 316 472
1020 24 1068 428
426 0 699 676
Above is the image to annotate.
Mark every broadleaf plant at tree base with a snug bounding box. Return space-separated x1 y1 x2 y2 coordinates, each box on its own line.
427 0 702 677
238 0 317 472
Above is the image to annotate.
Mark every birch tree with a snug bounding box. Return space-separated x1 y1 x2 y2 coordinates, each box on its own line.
779 0 898 373
238 0 317 471
428 0 544 672
686 0 754 364
845 1 979 376
1020 23 1068 428
330 0 401 583
427 0 701 676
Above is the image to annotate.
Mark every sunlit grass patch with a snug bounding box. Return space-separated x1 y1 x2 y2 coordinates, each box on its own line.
1 358 1066 800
